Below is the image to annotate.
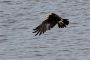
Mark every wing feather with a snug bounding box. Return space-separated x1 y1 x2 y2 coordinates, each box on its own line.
33 20 56 36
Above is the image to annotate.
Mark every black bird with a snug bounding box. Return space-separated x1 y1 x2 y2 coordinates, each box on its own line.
33 13 69 36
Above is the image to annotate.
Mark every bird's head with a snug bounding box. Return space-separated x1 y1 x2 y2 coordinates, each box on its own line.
59 18 69 25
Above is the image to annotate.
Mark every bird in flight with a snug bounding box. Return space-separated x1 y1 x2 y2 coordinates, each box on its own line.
33 13 69 36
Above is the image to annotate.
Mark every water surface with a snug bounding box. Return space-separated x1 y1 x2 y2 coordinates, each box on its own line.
0 0 90 60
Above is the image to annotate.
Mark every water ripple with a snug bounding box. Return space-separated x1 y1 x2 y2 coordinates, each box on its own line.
0 0 90 60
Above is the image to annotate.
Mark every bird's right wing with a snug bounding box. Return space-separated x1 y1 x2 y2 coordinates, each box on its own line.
33 20 56 36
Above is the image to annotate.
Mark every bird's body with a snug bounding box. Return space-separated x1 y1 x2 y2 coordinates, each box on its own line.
33 13 69 36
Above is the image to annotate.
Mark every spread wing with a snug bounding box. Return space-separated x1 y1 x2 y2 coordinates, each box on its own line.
33 20 56 36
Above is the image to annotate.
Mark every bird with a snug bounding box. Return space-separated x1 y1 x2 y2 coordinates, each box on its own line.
33 13 69 36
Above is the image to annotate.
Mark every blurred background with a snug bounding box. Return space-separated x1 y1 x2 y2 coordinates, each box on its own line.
0 0 90 60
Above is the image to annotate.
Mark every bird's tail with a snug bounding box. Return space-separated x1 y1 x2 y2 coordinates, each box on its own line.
58 19 69 28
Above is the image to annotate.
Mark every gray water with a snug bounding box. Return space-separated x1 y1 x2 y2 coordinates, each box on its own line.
0 0 90 60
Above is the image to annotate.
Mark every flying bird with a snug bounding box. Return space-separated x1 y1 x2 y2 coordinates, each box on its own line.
33 13 69 36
